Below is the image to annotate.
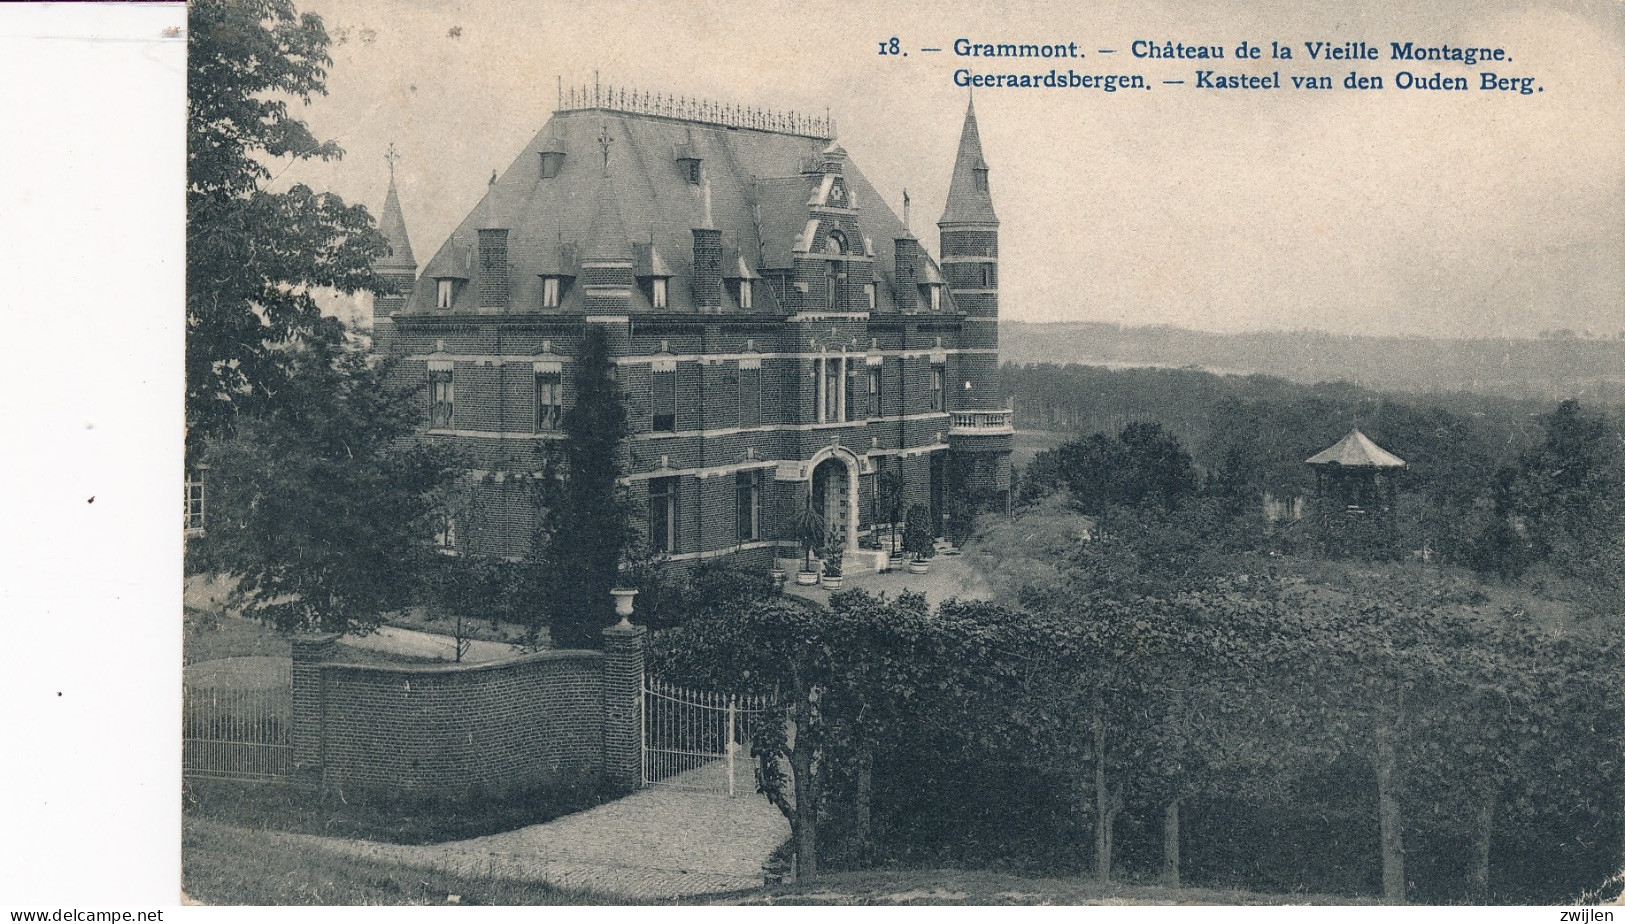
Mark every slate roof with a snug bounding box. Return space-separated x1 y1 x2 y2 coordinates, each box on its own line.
375 176 416 271
406 107 948 314
939 98 997 225
1305 429 1407 468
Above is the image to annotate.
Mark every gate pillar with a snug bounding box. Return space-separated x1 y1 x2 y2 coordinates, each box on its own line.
290 634 339 785
601 621 647 791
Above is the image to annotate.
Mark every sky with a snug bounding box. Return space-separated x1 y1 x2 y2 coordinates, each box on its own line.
282 0 1625 338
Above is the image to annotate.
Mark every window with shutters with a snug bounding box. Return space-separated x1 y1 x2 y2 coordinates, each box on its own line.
429 370 455 428
739 366 761 428
535 371 562 431
718 368 739 429
649 477 677 552
736 470 760 542
652 368 677 432
845 362 859 421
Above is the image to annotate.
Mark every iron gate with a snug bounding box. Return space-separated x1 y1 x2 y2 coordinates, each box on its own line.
182 684 292 782
642 677 779 796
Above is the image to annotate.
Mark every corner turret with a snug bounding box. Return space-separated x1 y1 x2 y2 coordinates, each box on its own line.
373 143 418 320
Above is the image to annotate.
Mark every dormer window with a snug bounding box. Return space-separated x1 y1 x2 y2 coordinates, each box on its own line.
738 279 752 310
929 284 942 312
636 242 674 309
687 161 701 184
538 150 566 180
436 279 455 309
865 282 877 310
542 275 561 308
974 166 989 193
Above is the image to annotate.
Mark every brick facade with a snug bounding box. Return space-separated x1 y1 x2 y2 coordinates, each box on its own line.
375 97 1012 564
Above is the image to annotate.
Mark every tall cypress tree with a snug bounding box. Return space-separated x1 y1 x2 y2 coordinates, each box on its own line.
548 325 633 648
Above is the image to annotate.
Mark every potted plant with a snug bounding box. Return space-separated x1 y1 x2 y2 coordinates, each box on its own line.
903 503 934 574
792 490 826 585
822 539 844 590
876 467 904 556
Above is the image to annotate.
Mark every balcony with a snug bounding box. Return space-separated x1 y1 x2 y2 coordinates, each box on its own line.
948 409 1013 436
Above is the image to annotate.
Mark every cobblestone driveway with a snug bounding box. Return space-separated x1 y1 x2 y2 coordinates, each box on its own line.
264 759 789 900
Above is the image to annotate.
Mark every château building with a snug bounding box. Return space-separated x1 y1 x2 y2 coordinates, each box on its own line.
371 88 1012 572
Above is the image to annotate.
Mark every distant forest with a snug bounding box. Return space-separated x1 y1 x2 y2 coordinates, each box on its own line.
1001 362 1609 504
1000 322 1625 403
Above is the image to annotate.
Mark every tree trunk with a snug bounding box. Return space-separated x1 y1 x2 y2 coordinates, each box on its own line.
786 689 819 882
790 741 818 881
1094 703 1111 883
1471 786 1495 899
853 748 873 854
1162 798 1181 889
1375 723 1405 904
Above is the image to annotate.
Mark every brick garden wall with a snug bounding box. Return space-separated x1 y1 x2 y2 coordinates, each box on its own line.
292 627 645 795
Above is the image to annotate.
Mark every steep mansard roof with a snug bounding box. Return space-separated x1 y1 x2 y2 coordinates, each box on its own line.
410 107 945 314
939 97 997 226
1305 429 1407 468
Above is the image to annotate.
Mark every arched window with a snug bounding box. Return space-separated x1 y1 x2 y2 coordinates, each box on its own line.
824 229 848 255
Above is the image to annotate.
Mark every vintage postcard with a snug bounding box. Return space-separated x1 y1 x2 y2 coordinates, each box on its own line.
9 0 1625 916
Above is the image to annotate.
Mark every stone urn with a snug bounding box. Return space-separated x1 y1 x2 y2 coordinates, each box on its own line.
610 587 638 626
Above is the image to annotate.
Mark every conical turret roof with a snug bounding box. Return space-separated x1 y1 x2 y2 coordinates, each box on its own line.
376 175 416 271
939 97 997 225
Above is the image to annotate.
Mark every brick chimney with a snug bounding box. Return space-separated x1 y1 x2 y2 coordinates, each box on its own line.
692 228 722 310
477 228 509 309
894 236 919 310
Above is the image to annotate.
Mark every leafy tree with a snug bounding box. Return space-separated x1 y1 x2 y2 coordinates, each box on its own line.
1495 400 1625 606
545 325 633 648
201 331 460 633
1057 422 1197 516
187 0 386 458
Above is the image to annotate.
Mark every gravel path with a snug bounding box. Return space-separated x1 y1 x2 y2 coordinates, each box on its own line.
256 759 789 900
336 624 517 664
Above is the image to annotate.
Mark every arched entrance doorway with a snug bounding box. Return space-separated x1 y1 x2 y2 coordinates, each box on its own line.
809 450 859 553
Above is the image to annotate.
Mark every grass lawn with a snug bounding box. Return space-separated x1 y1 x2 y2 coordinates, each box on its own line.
733 867 1376 906
184 776 612 845
183 821 1374 907
183 817 621 906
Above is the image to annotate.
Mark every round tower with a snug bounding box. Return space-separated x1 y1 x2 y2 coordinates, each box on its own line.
373 143 418 320
939 97 1011 510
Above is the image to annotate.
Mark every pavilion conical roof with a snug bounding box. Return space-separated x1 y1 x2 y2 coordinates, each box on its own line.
1305 429 1406 468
